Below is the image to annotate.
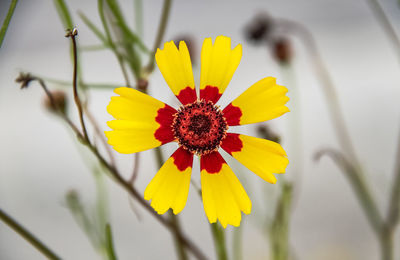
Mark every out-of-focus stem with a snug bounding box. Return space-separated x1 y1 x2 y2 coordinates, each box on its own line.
316 149 382 234
387 124 400 230
232 225 243 260
210 223 228 260
366 0 400 63
279 20 359 165
0 0 18 48
128 153 140 184
145 0 172 74
134 0 143 37
268 181 292 260
98 0 132 88
85 108 116 169
0 208 61 260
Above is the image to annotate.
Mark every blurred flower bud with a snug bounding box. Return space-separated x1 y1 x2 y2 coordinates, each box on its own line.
174 35 196 65
244 13 273 44
137 78 149 92
257 125 281 143
43 90 67 114
15 72 34 89
272 37 293 64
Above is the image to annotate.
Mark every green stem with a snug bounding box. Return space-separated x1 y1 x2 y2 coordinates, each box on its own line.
98 0 132 87
268 181 293 260
0 208 61 260
0 0 18 48
210 223 228 260
145 0 172 74
232 225 243 260
134 0 143 38
169 211 189 260
105 224 118 260
316 149 383 235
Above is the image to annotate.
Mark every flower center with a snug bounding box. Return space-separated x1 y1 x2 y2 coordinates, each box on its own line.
172 100 228 155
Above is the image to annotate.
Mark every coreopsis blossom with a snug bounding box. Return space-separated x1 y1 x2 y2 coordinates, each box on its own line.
105 36 289 228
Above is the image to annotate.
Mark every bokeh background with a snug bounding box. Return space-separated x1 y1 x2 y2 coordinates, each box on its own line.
1 0 400 259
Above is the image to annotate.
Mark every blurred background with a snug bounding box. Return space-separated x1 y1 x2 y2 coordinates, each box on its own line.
1 0 400 259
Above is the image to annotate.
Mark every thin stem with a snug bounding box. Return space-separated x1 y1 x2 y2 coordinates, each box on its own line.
169 212 189 260
98 0 132 87
268 181 293 260
0 0 18 48
380 225 394 260
145 0 172 74
0 208 61 260
134 0 143 38
315 149 383 235
105 224 118 260
387 120 400 226
66 28 90 142
232 226 243 260
41 76 121 89
128 153 140 185
278 20 359 166
210 223 228 260
85 108 116 169
366 0 400 64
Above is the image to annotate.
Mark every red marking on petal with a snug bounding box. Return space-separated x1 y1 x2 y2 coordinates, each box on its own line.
200 151 226 174
171 147 193 171
200 86 222 103
154 104 176 144
176 86 197 105
221 133 243 155
222 103 242 126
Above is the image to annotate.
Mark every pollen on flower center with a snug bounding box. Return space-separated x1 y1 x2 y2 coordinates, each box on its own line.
172 100 228 155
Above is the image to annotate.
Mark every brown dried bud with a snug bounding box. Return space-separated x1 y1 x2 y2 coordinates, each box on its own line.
137 78 149 92
272 37 293 64
257 125 281 143
43 90 67 114
244 13 273 44
15 72 34 89
174 35 196 65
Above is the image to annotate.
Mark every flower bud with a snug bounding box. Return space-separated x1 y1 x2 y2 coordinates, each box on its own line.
174 35 196 65
244 13 273 44
43 90 67 114
257 125 281 143
272 37 293 64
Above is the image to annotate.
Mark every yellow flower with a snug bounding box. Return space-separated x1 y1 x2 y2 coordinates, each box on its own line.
105 36 289 228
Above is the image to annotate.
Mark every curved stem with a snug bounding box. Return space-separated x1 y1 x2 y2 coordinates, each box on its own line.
278 20 360 166
0 208 61 260
66 28 90 142
366 0 400 64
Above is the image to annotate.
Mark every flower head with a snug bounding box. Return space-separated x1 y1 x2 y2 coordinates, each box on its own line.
105 36 289 228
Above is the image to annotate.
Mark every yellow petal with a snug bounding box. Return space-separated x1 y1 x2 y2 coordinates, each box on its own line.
221 133 289 184
105 87 176 154
155 41 197 104
144 147 193 215
200 36 242 103
223 77 289 126
200 152 251 228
